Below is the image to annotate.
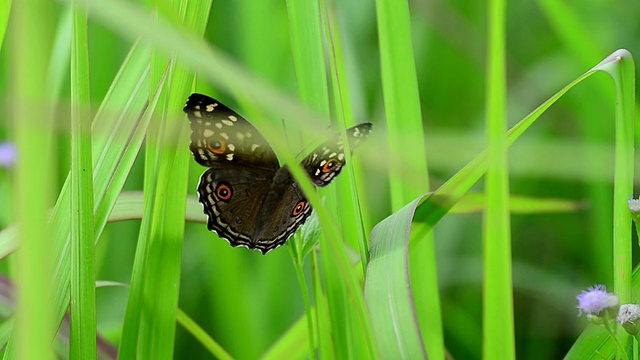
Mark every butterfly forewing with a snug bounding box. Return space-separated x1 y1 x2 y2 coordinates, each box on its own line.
301 122 372 187
183 93 279 170
184 93 371 254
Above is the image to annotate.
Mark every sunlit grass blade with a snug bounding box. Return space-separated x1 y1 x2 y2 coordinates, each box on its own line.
283 0 333 355
177 309 233 360
374 0 428 209
364 198 429 358
0 0 10 51
451 193 583 214
260 311 313 360
594 50 635 303
0 39 154 359
70 4 96 359
482 0 515 357
373 0 440 357
365 49 635 359
46 40 153 332
118 1 211 357
311 251 336 359
9 0 56 358
322 0 370 271
284 0 376 358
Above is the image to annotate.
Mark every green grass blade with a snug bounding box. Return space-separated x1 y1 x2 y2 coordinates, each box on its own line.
282 0 336 356
285 1 375 358
322 0 370 270
48 40 152 328
374 0 429 210
116 64 168 359
364 198 428 358
0 0 9 51
365 49 630 359
70 4 96 359
118 1 211 358
593 50 635 304
177 309 234 360
0 40 154 360
260 312 312 360
482 0 515 358
9 0 55 358
373 0 440 358
593 50 636 356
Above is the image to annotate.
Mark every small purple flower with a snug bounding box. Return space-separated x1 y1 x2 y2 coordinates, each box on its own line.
577 284 619 317
0 142 17 168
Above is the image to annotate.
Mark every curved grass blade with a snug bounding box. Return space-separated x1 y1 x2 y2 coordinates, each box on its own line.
365 49 635 358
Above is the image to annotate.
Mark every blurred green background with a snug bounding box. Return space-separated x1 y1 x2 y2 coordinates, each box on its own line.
1 0 640 359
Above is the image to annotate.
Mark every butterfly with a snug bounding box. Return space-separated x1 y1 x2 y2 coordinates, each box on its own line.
183 93 372 254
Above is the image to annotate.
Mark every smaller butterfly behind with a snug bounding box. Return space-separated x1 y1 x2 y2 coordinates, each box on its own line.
183 93 372 254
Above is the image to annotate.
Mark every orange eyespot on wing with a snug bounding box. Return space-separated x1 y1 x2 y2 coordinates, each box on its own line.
207 139 227 154
216 182 233 201
322 159 337 173
292 200 307 216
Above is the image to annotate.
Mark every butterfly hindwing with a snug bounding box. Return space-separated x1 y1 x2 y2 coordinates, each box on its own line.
183 93 279 170
198 166 312 254
301 123 372 187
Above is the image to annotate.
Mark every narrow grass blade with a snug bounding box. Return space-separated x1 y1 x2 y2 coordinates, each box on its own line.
374 0 440 357
284 0 376 358
0 0 10 51
374 0 429 209
364 198 428 359
70 4 96 359
260 311 312 360
593 50 635 304
177 309 233 360
118 1 212 358
322 0 370 270
0 40 154 360
283 0 335 355
365 49 633 359
9 0 55 358
47 40 153 332
482 0 515 357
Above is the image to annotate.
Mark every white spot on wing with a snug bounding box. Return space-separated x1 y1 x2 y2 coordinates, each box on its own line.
203 129 215 137
251 144 260 152
215 123 223 129
228 144 235 151
206 104 216 112
222 119 234 126
220 133 229 140
226 154 234 161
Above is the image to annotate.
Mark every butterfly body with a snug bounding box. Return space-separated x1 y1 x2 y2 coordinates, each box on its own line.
184 93 371 254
